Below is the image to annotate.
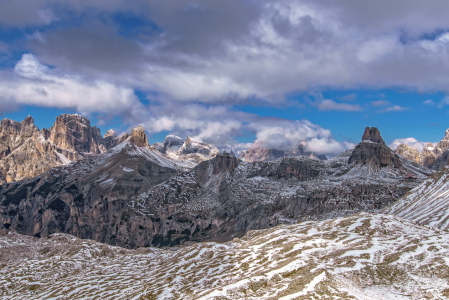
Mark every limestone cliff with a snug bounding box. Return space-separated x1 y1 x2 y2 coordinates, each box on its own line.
0 114 121 184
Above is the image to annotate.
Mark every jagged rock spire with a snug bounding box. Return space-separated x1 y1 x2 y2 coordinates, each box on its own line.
130 126 148 147
362 127 385 145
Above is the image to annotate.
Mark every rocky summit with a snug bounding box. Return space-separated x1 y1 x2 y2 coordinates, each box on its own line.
153 134 220 165
394 127 449 169
0 126 431 248
0 114 124 185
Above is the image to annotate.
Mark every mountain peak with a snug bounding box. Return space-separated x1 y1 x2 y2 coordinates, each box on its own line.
104 129 116 138
130 126 148 147
21 115 34 125
361 127 385 145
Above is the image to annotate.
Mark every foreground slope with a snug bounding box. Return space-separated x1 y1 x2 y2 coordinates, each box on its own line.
384 165 449 230
1 213 449 299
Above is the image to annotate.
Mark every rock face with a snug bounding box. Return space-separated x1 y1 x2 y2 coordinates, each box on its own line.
239 140 327 162
48 114 119 154
394 144 420 164
130 126 148 147
0 127 431 248
361 127 385 145
394 128 449 169
0 114 122 184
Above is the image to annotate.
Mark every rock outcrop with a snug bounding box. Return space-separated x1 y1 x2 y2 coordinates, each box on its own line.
0 114 122 184
394 129 449 169
130 126 148 147
348 127 404 170
361 127 385 145
394 143 420 164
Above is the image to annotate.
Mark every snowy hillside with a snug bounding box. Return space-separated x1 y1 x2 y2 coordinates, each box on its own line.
1 213 449 299
384 166 449 230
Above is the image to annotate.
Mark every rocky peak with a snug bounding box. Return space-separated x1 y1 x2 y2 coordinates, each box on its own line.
361 127 385 145
349 127 401 168
104 129 117 138
49 114 94 153
178 137 219 156
130 126 148 147
212 153 239 175
394 144 420 164
0 119 22 136
162 135 184 154
21 115 34 125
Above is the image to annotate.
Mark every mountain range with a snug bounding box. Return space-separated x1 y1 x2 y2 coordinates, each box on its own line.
0 117 432 248
3 114 449 298
394 128 449 170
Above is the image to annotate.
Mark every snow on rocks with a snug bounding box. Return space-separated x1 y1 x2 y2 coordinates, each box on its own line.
1 213 449 299
384 166 449 230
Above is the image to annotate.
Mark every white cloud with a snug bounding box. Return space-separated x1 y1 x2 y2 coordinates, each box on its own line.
314 99 361 111
438 96 449 108
371 100 390 106
423 99 436 105
389 137 435 152
0 54 142 116
338 93 357 102
379 105 408 112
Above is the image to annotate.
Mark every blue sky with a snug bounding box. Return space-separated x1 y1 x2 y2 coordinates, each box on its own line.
2 1 449 155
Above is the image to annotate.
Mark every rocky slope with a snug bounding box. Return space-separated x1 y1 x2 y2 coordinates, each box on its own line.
1 213 449 299
239 140 327 162
0 114 124 184
0 127 431 248
153 135 220 164
384 165 449 230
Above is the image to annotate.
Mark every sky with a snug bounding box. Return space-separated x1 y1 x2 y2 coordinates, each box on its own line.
2 1 449 156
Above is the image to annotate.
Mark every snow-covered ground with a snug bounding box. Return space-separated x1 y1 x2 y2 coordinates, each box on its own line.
1 213 449 299
384 166 449 230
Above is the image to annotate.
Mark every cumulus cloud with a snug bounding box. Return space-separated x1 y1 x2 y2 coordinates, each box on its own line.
389 137 435 152
423 99 436 105
4 1 449 157
4 0 449 104
0 54 143 116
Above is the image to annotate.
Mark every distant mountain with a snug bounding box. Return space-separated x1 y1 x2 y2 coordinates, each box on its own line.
152 134 220 164
239 140 327 162
0 114 125 184
0 126 430 248
394 128 449 169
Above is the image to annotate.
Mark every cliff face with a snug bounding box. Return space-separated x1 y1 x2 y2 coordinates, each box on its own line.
395 144 420 164
394 129 449 169
0 114 122 184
